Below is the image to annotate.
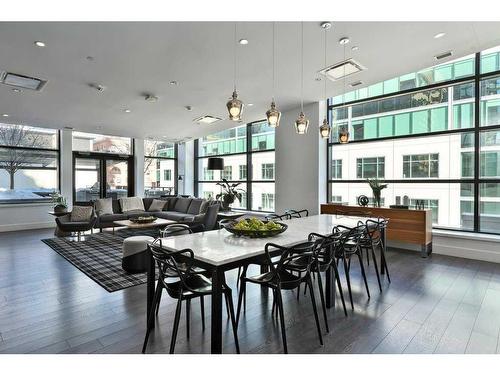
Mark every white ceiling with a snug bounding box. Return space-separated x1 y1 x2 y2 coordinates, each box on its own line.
1 21 500 141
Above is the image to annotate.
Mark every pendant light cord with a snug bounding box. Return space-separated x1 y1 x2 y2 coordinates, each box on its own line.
342 42 346 105
301 22 304 112
234 23 237 91
272 22 275 102
324 27 327 109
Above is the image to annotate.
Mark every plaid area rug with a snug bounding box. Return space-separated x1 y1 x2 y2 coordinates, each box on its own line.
42 228 160 292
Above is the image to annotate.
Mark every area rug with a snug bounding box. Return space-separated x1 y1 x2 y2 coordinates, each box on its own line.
42 228 159 292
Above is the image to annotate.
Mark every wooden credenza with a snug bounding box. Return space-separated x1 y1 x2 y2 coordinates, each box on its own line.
320 204 432 257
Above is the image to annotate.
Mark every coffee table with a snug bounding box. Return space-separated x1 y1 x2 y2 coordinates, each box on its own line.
114 218 176 229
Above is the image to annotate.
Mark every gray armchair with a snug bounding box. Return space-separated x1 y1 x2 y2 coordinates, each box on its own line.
55 208 97 241
183 202 220 233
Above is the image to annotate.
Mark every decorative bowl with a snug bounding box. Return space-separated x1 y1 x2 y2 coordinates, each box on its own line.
223 220 288 238
130 216 157 224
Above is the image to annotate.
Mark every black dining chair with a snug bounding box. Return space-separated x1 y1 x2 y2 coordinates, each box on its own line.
284 209 309 218
142 244 240 354
236 241 323 354
362 218 390 284
265 213 291 221
333 224 371 310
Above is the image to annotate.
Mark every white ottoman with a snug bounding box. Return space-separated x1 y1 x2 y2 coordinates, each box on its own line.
122 235 155 274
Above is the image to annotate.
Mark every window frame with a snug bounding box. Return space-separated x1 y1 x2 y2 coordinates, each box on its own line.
194 119 275 213
327 51 500 235
143 141 178 197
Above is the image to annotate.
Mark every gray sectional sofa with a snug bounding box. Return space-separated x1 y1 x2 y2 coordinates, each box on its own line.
94 196 214 231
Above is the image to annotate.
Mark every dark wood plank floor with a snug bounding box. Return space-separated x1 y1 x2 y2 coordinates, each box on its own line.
1 228 500 354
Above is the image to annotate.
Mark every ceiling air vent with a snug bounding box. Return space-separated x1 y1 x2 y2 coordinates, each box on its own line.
319 59 366 81
434 51 453 61
0 71 47 91
350 80 363 87
194 115 222 125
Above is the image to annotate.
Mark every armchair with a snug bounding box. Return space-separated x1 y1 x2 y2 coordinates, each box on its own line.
55 207 97 241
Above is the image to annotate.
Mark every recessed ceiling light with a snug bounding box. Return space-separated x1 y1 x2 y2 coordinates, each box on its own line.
239 39 249 45
2 114 9 117
319 59 366 81
194 115 222 124
247 103 254 107
124 109 131 113
86 56 95 61
185 106 192 111
320 22 332 30
2 72 47 91
145 95 159 102
169 81 178 85
12 88 21 93
351 46 359 51
34 41 46 47
434 32 446 39
339 37 350 45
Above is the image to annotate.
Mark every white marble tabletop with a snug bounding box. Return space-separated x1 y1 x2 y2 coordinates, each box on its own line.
149 214 373 267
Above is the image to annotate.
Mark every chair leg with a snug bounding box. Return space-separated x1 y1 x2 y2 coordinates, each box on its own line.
155 285 163 316
357 252 371 299
142 284 162 353
200 295 205 331
236 279 246 325
316 271 329 333
380 244 391 283
224 290 240 354
371 245 382 292
366 247 370 266
275 286 288 354
307 276 324 346
169 297 183 354
343 255 354 310
236 267 242 288
332 262 348 317
186 299 191 339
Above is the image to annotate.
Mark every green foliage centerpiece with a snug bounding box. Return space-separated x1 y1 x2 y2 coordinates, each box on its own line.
50 192 68 213
216 178 245 211
367 179 388 208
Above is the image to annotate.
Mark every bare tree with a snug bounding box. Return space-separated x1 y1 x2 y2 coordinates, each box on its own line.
0 125 52 190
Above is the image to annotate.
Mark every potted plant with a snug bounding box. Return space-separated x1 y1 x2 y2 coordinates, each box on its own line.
216 179 244 211
50 192 68 213
367 179 388 208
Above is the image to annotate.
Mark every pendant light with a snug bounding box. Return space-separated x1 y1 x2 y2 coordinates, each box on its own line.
295 22 309 135
319 23 331 139
266 22 281 128
226 23 244 121
338 37 350 143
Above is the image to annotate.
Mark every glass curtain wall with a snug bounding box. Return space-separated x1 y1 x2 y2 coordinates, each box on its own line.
327 46 500 234
144 140 177 197
195 120 275 212
0 123 59 203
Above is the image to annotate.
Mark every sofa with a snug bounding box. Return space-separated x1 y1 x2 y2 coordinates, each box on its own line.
94 196 215 231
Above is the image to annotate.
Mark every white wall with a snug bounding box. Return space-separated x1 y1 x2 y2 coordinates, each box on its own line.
182 140 195 196
275 101 327 215
134 138 144 197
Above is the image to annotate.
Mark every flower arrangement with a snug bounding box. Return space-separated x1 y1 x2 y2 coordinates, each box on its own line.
216 179 244 211
50 192 68 213
366 179 388 208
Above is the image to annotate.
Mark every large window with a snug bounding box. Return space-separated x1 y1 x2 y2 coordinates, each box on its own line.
0 124 59 203
195 121 275 212
73 132 132 154
144 140 177 197
328 45 500 234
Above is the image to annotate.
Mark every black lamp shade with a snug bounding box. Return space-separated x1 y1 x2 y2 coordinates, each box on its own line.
207 157 224 170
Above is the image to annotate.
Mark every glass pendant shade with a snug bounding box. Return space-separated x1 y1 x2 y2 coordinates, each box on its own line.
226 90 243 121
266 100 281 128
319 118 331 139
339 126 350 143
295 111 309 135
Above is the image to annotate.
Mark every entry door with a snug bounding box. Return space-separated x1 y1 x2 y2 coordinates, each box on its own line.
73 155 133 203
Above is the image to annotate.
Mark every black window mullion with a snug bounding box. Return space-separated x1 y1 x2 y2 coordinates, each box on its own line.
246 123 252 211
474 52 481 232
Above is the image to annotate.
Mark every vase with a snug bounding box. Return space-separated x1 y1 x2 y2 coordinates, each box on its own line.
373 191 382 208
54 205 67 213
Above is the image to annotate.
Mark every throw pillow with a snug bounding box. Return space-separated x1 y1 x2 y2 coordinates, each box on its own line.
120 197 145 213
187 198 204 215
71 206 93 222
95 198 113 216
173 197 192 213
148 199 167 212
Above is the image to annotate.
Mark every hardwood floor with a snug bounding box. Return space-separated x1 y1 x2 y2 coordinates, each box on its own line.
1 228 500 354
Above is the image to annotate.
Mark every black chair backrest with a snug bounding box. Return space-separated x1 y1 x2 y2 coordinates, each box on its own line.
161 224 193 238
365 218 388 245
284 209 309 218
265 213 290 221
332 224 366 256
264 241 317 285
149 243 200 294
308 232 338 267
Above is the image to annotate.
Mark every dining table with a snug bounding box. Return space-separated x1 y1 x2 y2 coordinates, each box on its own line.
146 213 386 354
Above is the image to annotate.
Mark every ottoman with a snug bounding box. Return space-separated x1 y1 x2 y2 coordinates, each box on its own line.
122 235 155 273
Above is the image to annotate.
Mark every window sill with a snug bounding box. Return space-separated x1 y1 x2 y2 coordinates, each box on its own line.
433 229 500 243
0 202 53 209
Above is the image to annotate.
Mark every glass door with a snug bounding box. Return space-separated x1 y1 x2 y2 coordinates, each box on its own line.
74 158 101 202
105 159 128 199
73 154 133 203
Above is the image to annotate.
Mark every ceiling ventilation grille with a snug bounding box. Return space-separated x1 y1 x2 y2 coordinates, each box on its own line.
0 71 47 91
434 51 453 61
194 115 222 125
319 59 366 81
350 80 363 87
